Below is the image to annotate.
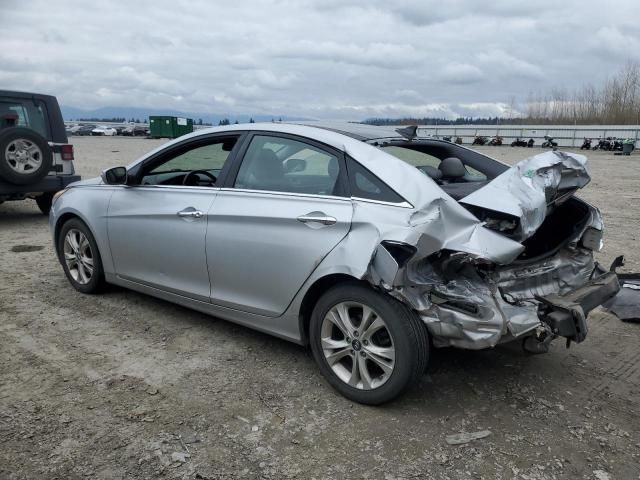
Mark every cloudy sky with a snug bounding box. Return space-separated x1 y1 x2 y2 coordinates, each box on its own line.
2 0 639 119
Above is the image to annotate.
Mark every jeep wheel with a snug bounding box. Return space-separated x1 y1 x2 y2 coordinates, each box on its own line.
0 127 53 185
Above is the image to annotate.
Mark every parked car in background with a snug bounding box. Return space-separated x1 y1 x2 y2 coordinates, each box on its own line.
65 124 81 135
121 125 148 136
0 90 80 214
73 125 96 136
91 126 117 136
50 122 619 404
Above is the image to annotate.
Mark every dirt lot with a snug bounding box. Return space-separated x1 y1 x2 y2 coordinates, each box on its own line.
1 137 639 479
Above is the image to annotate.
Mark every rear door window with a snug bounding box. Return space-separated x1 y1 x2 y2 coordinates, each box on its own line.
234 134 343 196
0 98 50 140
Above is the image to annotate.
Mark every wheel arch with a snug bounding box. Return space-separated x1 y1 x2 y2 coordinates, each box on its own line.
298 273 364 346
53 211 102 263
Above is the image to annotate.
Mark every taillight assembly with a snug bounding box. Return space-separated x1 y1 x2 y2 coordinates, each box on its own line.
61 144 74 161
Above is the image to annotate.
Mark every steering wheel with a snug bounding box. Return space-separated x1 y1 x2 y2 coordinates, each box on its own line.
182 170 217 186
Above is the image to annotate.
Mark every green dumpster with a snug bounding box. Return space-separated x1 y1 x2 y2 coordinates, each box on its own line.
149 116 194 139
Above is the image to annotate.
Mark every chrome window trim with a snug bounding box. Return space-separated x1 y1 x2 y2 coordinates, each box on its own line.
220 187 412 207
109 184 222 192
101 185 412 207
351 196 414 209
219 187 352 202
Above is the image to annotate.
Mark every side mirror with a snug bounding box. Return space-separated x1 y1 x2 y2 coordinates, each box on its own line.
284 158 306 173
101 166 128 185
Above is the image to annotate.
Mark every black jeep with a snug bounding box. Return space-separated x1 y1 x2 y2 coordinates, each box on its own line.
0 90 80 214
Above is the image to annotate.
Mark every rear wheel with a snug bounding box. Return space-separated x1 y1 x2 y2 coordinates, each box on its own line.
57 218 105 294
310 283 428 405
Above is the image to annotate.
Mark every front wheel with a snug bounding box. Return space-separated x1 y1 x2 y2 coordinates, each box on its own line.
310 283 429 405
57 218 105 294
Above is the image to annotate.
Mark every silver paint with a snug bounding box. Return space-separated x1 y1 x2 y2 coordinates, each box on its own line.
50 123 603 350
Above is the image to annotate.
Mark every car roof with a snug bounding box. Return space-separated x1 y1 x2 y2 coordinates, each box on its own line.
131 122 437 206
0 89 59 102
287 121 405 141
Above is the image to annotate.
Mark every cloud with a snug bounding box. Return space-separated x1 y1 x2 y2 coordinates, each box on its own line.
441 63 485 84
0 0 638 119
475 50 543 80
592 26 640 60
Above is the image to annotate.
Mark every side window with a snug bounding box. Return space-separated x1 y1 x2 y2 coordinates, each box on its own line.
346 157 405 203
140 136 238 186
234 135 342 196
0 99 49 139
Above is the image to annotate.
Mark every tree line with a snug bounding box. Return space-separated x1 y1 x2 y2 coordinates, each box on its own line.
363 117 506 126
524 61 640 124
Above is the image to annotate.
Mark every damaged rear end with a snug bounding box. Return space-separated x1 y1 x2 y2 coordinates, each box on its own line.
363 149 620 352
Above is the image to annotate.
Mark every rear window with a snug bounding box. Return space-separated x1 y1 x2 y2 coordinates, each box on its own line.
380 145 487 180
0 98 50 140
380 146 440 168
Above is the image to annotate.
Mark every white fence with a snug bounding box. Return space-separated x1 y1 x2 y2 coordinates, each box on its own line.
415 125 640 148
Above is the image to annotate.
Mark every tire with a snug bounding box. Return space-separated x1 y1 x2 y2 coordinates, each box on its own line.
35 192 54 215
309 282 429 405
57 218 105 294
0 127 53 185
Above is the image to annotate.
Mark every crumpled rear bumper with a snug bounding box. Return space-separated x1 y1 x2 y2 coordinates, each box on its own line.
413 247 619 350
537 270 620 344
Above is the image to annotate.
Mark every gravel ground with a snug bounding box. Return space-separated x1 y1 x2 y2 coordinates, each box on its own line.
1 137 639 479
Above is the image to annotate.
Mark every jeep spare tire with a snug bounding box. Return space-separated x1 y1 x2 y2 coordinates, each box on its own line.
0 127 53 185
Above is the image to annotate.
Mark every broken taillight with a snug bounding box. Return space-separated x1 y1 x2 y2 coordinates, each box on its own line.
61 144 74 161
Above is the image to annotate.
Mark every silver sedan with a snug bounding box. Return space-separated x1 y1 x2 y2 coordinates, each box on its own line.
50 122 619 404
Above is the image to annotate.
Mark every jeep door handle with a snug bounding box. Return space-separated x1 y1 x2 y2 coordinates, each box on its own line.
177 208 204 219
296 212 337 225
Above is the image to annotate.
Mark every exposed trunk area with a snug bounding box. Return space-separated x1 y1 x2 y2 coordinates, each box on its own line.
516 197 591 262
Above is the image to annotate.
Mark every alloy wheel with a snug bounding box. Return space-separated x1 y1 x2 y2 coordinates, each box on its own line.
63 229 94 285
320 301 395 390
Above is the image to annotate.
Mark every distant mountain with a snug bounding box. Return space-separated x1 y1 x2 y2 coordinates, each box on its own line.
60 105 307 124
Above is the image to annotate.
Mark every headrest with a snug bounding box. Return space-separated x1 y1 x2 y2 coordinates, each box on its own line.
438 157 466 179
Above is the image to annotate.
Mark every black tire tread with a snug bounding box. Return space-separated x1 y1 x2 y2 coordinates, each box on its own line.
310 281 429 405
57 217 106 294
0 127 53 185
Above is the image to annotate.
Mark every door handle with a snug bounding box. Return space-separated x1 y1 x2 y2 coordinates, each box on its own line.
296 211 337 226
177 207 204 219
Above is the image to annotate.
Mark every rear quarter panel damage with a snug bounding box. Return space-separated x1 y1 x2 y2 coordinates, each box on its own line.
299 150 602 349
